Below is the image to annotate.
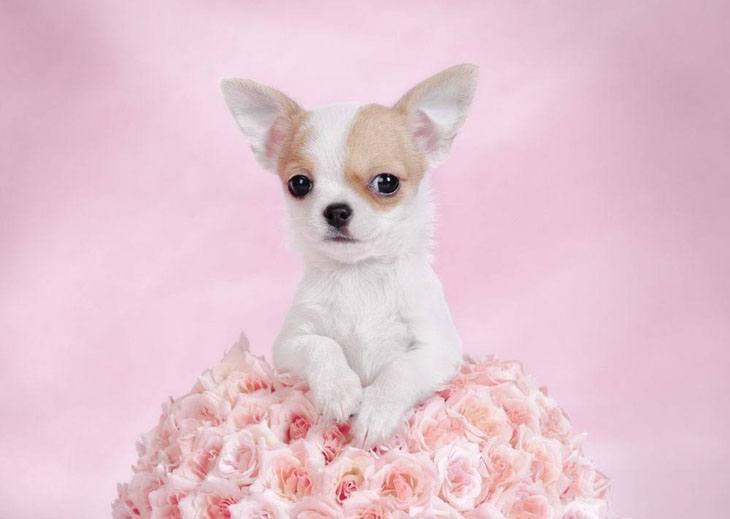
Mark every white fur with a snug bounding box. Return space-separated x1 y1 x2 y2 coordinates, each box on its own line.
221 65 477 447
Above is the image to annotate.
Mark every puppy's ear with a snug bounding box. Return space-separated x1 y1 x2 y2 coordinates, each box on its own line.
220 78 304 172
394 64 478 167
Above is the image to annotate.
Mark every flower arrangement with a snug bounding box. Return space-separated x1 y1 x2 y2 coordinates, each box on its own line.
113 336 609 518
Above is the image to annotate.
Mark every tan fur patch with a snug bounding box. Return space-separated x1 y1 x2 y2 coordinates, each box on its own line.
344 104 426 209
275 110 313 185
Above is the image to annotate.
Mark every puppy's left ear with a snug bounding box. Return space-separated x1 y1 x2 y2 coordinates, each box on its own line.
394 64 478 168
220 78 304 172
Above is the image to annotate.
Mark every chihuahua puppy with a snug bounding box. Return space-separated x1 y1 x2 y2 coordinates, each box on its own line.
221 64 477 447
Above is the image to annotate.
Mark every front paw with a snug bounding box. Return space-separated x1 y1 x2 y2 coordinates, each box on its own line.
309 368 363 423
352 388 406 449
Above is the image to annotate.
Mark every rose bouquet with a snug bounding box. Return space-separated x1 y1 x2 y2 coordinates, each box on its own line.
113 336 609 518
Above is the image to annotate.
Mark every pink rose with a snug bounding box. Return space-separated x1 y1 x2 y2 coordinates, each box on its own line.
341 490 404 519
197 336 278 406
148 477 197 519
267 391 318 444
367 451 435 510
113 470 166 519
320 447 374 504
219 354 276 401
176 428 224 482
508 495 549 519
204 334 268 388
407 398 465 452
561 497 607 519
434 440 486 511
273 368 308 391
289 414 312 442
456 357 523 387
462 502 507 519
290 497 341 518
137 404 201 472
235 350 277 393
515 428 565 492
253 441 323 501
562 454 609 501
307 421 351 464
483 443 531 495
410 496 462 518
446 387 512 444
112 500 135 519
178 478 240 519
337 475 359 504
210 334 253 380
269 457 312 500
172 391 231 428
489 383 540 431
322 422 351 464
227 490 288 518
503 397 539 429
136 422 165 472
536 395 571 441
214 429 266 486
226 393 273 430
149 492 184 519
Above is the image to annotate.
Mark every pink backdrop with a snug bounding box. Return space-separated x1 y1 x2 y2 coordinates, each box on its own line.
1 1 729 517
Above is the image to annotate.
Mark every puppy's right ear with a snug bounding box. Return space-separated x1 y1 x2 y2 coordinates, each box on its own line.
394 64 478 168
220 78 304 172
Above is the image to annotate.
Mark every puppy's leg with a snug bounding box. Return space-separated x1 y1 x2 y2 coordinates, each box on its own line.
352 345 459 448
353 269 462 448
274 334 362 423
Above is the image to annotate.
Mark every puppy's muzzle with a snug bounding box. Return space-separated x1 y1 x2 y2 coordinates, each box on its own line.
323 203 352 229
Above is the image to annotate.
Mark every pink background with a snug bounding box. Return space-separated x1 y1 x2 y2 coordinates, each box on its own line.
1 1 729 517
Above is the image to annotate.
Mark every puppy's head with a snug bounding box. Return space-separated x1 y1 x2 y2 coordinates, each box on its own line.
221 64 477 263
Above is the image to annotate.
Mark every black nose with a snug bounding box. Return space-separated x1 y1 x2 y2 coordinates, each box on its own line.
323 203 352 228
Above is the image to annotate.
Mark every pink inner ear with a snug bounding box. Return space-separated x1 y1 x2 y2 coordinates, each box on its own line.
412 109 439 154
264 115 291 162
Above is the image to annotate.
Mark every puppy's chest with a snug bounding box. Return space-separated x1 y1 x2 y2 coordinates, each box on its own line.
304 268 411 380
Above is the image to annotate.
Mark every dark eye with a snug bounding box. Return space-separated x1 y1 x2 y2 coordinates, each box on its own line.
288 174 312 198
368 173 400 196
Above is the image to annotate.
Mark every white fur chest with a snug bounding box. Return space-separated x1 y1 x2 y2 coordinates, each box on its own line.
292 261 413 385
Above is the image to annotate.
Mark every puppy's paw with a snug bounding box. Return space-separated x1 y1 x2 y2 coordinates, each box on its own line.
352 388 406 449
309 368 363 423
